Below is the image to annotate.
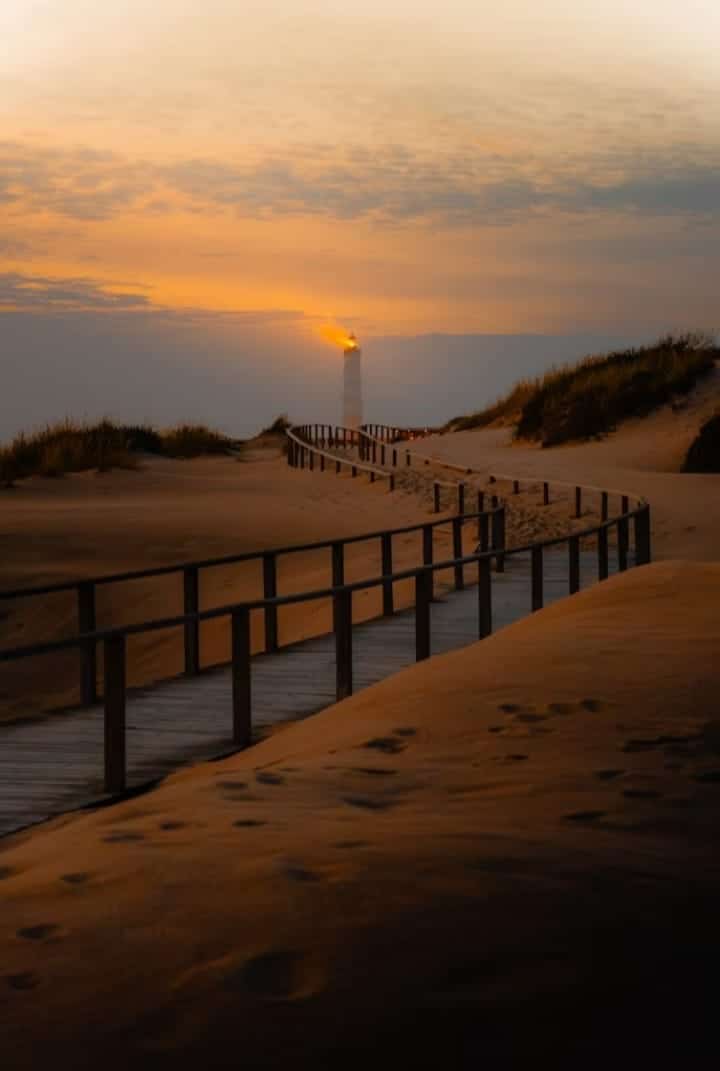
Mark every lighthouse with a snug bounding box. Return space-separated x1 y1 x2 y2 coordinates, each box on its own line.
343 335 363 430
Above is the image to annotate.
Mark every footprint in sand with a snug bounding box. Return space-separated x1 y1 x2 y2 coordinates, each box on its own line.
61 872 90 885
393 727 417 737
515 713 548 723
103 831 145 843
623 789 662 800
694 770 720 784
488 726 505 734
216 780 248 791
284 865 321 883
505 754 529 762
547 702 574 715
363 737 407 755
334 840 370 849
226 950 302 999
159 821 188 831
233 819 267 828
17 924 60 941
498 703 521 714
595 769 625 781
255 771 286 786
580 698 604 712
563 810 606 823
348 767 397 777
0 866 14 881
342 796 398 811
6 972 40 991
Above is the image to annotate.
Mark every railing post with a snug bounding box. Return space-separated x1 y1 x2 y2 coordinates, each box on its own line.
381 532 394 617
370 470 375 484
452 516 464 590
334 589 353 700
478 556 492 639
513 479 520 495
622 495 629 515
381 445 386 466
183 566 200 676
433 482 440 514
531 545 543 611
78 581 97 706
569 535 580 594
231 607 252 747
309 451 314 472
263 552 278 652
543 482 549 506
103 635 126 793
617 516 629 572
335 459 341 475
479 512 490 552
389 474 395 493
635 505 651 565
406 451 411 467
392 448 397 467
415 571 431 661
351 465 357 478
476 491 485 540
598 526 609 581
457 482 465 515
422 524 434 599
372 441 377 464
575 486 582 519
601 491 609 522
492 507 505 573
320 453 325 473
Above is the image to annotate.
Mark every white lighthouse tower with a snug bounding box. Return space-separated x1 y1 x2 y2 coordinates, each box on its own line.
343 336 363 430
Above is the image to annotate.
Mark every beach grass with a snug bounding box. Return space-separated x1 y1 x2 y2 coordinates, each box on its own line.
0 419 237 486
447 332 718 446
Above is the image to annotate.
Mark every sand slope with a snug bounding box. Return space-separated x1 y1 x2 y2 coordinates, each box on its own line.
2 561 719 1068
420 370 720 561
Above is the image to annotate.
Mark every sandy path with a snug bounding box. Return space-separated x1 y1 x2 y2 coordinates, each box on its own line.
1 561 719 1068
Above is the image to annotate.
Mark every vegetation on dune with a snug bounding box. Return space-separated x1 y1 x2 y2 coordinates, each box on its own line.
683 413 720 473
0 419 238 487
260 414 291 436
447 333 718 447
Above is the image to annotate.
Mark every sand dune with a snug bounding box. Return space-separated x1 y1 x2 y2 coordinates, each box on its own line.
416 372 720 561
2 561 719 1068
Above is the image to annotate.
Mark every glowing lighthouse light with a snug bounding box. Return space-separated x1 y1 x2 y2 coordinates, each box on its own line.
342 333 363 430
320 325 364 431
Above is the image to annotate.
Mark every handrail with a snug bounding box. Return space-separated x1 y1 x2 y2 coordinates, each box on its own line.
0 415 651 803
357 422 646 506
0 501 649 665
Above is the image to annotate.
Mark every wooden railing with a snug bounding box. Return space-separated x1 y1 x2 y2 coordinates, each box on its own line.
0 501 651 795
0 492 501 709
0 418 651 804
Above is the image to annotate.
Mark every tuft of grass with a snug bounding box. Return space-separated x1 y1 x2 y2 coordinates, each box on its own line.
158 424 234 459
447 333 718 446
444 380 536 433
683 412 720 472
0 419 236 485
260 414 290 436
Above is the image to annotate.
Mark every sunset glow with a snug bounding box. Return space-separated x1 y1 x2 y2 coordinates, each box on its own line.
2 2 719 436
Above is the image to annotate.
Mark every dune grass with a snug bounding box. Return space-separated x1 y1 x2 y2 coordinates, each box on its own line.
683 413 720 473
0 419 237 487
446 333 718 446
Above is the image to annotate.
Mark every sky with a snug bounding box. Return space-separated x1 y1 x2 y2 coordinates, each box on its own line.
2 1 719 437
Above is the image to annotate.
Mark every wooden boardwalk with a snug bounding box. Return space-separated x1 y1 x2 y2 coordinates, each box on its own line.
0 549 623 837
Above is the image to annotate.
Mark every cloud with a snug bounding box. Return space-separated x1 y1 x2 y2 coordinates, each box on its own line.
2 137 719 230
